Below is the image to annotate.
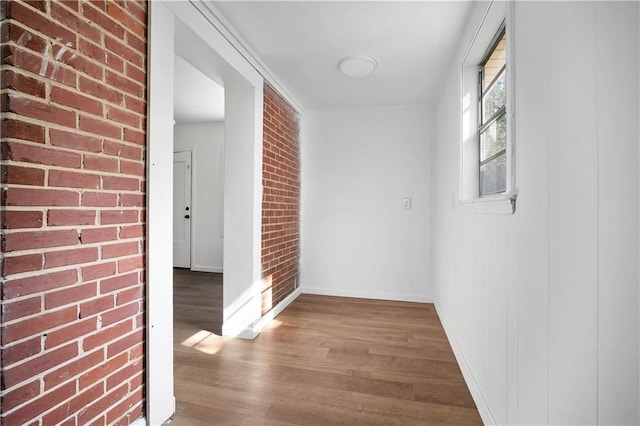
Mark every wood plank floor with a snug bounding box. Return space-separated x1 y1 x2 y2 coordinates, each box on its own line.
168 269 482 425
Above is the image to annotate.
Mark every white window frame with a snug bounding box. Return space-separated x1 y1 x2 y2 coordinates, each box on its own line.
478 24 507 196
458 0 516 214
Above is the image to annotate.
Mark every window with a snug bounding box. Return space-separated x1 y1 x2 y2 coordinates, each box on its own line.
478 27 506 196
459 0 514 213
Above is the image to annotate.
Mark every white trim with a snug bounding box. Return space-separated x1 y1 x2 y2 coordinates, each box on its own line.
435 302 497 426
302 287 433 304
148 1 264 423
146 3 176 425
130 417 146 426
189 1 303 114
456 193 516 214
191 265 224 274
223 285 302 339
505 0 517 205
252 287 302 336
458 0 517 213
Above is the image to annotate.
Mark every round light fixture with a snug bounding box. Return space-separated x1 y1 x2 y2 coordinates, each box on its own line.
338 55 377 78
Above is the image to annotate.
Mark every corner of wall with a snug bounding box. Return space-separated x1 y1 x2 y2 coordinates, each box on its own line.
435 303 496 425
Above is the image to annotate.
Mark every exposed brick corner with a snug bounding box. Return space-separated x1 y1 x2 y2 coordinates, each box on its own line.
261 83 301 315
1 1 147 424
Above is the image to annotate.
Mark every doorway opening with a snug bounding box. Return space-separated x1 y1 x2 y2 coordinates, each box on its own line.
147 2 264 424
172 51 226 275
172 49 226 335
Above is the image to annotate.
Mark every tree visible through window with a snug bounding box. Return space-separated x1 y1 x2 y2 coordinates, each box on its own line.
478 27 506 196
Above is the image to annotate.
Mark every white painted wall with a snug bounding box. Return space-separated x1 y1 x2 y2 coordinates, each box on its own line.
301 105 433 302
433 2 639 425
221 85 264 339
174 122 225 273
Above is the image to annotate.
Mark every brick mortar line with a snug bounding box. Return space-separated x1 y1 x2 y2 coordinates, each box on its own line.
1 237 145 249
1 70 145 127
45 1 148 42
0 207 145 215
1 295 117 342
2 214 146 219
262 239 299 245
262 252 300 261
1 89 71 115
3 88 146 133
1 211 145 223
105 0 149 28
1 324 143 417
1 305 143 354
0 117 148 149
2 183 145 194
0 305 80 350
74 70 148 111
2 252 144 280
5 182 146 192
3 17 148 74
0 356 84 417
0 117 147 152
105 398 145 426
80 0 148 38
2 248 145 266
82 0 150 30
77 34 148 73
1 163 146 179
1 0 148 421
0 271 144 303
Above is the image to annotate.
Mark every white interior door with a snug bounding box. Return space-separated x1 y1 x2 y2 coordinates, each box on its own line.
173 151 192 268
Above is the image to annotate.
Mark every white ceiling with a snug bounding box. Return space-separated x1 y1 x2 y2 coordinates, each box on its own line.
173 54 225 124
212 1 472 109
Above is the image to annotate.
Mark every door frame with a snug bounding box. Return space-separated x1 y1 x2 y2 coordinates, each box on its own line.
147 2 264 424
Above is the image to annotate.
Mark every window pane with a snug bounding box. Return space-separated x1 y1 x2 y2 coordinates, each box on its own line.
480 113 506 162
482 33 506 89
482 70 505 122
480 153 506 195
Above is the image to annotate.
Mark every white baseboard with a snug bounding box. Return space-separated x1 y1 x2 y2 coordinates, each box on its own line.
191 265 223 273
435 302 496 425
225 286 302 339
130 417 146 426
221 293 258 339
301 286 433 303
251 286 302 336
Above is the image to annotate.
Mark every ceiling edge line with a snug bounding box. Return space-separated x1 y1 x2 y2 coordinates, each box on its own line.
189 0 305 114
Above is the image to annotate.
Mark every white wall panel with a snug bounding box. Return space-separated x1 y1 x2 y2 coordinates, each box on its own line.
433 2 639 425
596 3 640 423
547 4 599 423
513 2 550 423
300 105 432 302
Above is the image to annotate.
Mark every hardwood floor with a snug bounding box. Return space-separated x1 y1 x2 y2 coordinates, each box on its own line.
173 268 223 336
168 269 482 425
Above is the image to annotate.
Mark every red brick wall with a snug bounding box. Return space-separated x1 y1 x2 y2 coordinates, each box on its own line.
261 84 300 315
1 1 147 425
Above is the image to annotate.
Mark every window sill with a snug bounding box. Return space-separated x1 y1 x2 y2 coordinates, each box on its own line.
456 193 516 215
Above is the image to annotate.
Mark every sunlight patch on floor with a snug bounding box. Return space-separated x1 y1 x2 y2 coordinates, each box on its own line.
181 330 225 355
264 318 283 330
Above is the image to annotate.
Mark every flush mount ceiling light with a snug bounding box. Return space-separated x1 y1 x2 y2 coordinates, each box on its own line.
338 55 378 78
